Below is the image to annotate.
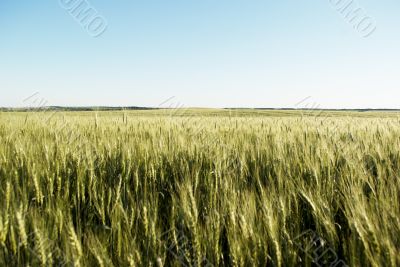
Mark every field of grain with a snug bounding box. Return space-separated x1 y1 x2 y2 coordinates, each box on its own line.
0 110 399 266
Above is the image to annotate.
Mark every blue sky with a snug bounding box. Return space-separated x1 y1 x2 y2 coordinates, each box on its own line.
1 1 399 108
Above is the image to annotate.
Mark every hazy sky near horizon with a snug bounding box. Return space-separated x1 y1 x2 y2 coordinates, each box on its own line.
1 1 399 108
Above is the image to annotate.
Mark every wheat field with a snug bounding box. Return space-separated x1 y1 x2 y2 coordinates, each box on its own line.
0 109 399 266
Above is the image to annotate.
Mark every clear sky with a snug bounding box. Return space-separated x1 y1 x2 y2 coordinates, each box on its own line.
1 1 399 108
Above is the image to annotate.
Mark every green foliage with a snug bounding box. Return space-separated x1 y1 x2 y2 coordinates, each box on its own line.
0 110 399 266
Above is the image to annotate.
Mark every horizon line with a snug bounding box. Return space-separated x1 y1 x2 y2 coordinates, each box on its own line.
2 106 400 112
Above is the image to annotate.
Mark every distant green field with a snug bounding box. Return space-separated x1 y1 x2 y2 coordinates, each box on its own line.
3 107 400 118
0 110 399 266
